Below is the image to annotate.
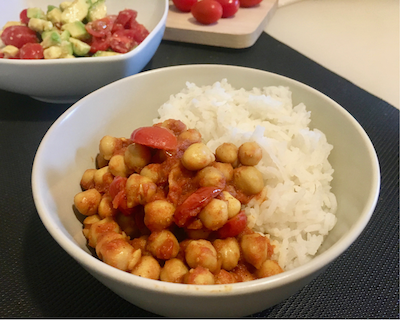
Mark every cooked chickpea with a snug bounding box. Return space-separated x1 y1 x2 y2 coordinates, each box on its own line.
99 135 121 160
87 217 120 248
160 119 187 135
231 263 256 282
215 142 238 164
82 215 101 239
80 169 96 190
198 199 229 231
74 188 102 216
146 230 179 260
233 166 264 195
131 255 161 280
185 239 219 273
196 166 226 189
181 143 215 171
213 237 241 271
184 266 215 285
144 200 175 232
178 129 202 144
211 162 234 181
185 228 211 240
124 143 152 171
93 166 113 191
125 174 157 208
108 154 129 177
220 191 241 219
160 258 189 283
255 260 284 278
240 233 269 269
130 235 149 255
140 163 162 183
98 194 117 219
238 141 263 166
214 269 236 284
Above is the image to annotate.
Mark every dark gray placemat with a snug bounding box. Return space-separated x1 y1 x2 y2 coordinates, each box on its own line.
0 32 398 318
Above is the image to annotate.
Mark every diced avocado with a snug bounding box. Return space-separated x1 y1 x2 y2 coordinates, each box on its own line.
41 28 59 41
43 46 63 59
61 0 91 24
60 30 71 41
47 5 58 13
87 0 107 22
69 37 91 56
41 31 62 49
2 45 19 58
27 8 47 20
62 21 90 40
28 18 53 32
47 7 62 24
92 51 121 57
60 40 73 56
60 2 73 11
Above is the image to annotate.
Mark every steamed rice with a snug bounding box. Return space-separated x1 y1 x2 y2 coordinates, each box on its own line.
154 79 337 271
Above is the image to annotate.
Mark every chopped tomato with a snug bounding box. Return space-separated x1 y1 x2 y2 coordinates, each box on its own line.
115 9 138 28
1 25 38 48
85 15 116 38
216 211 247 238
109 29 137 53
131 126 178 150
129 21 150 43
19 43 44 59
109 176 134 215
20 9 30 24
174 187 222 227
89 35 110 53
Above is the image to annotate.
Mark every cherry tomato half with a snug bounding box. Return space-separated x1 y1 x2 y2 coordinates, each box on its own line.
215 0 239 18
20 9 30 24
172 0 198 12
191 0 223 25
85 16 116 38
131 126 178 150
19 43 44 59
1 26 38 48
89 35 110 53
216 211 247 238
239 0 263 7
109 29 137 53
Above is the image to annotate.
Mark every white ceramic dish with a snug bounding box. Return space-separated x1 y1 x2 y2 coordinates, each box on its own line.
32 64 380 317
0 0 168 104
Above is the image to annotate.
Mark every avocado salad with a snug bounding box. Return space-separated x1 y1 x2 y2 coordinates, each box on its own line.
0 0 150 59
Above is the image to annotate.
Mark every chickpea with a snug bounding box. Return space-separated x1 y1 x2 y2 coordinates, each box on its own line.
185 228 211 240
181 143 215 171
140 163 162 183
160 119 187 135
115 212 140 238
220 191 241 219
184 266 215 285
99 135 121 160
185 239 219 273
211 162 234 181
108 154 129 177
144 200 175 232
130 235 150 255
96 231 141 272
74 188 102 216
160 258 189 283
214 269 236 284
93 166 113 192
80 169 96 190
125 174 157 208
146 230 179 260
98 194 117 219
238 141 263 166
82 215 101 239
255 260 284 278
215 143 238 164
87 217 120 248
196 166 226 189
240 233 269 269
213 237 240 271
233 166 264 195
124 143 152 172
178 129 202 144
198 199 229 231
231 263 256 282
131 255 161 280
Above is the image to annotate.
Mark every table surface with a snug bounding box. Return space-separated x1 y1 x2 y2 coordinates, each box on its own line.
0 15 399 319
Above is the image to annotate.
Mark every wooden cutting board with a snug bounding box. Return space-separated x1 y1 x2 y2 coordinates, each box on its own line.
163 0 278 49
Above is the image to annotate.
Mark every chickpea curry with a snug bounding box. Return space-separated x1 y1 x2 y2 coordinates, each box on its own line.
74 119 283 285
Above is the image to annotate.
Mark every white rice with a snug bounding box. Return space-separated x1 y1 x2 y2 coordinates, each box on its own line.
153 79 337 271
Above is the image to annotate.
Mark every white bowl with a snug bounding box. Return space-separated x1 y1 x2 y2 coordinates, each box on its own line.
32 65 380 317
0 0 168 104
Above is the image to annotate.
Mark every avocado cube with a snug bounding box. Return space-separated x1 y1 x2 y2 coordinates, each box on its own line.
60 30 71 41
47 7 62 24
60 40 74 57
87 0 107 22
27 7 47 20
92 51 121 57
62 21 90 40
60 0 90 24
41 31 62 49
69 37 91 56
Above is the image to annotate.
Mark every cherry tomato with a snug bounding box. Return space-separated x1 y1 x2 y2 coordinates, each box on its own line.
1 26 38 48
89 35 110 53
239 0 263 7
129 20 150 43
109 29 137 53
216 211 247 238
215 0 239 18
130 126 178 150
19 43 44 59
172 0 198 12
20 9 30 24
114 9 137 28
85 16 116 38
0 53 4 59
174 187 222 227
191 0 223 25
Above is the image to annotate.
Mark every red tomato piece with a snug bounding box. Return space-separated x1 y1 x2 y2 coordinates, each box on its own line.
109 176 135 215
1 26 38 48
216 211 247 238
85 16 115 38
20 9 30 24
174 187 222 227
129 20 150 43
109 29 137 53
89 35 110 53
172 0 198 12
215 0 239 18
239 0 263 7
0 53 4 58
130 126 178 150
115 9 137 28
19 43 44 59
191 0 223 24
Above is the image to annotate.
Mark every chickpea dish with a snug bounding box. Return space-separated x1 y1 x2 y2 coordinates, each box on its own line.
74 119 283 285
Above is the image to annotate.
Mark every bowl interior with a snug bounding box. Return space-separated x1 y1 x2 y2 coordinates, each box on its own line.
32 65 380 297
